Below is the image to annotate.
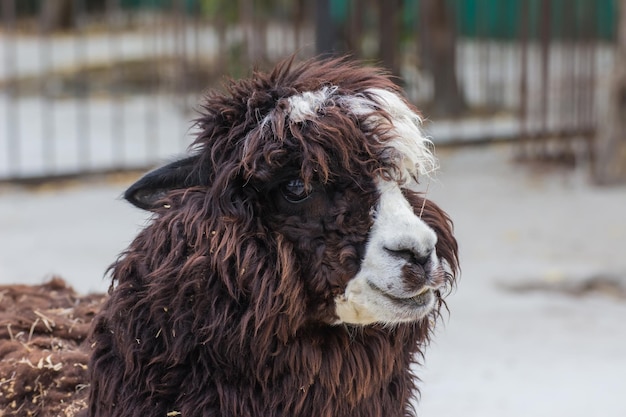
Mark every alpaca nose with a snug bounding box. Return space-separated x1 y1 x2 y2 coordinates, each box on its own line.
384 247 432 266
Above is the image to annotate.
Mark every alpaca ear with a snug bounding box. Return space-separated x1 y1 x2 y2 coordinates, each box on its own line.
124 155 202 210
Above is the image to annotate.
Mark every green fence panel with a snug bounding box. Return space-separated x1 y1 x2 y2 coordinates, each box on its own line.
409 0 616 41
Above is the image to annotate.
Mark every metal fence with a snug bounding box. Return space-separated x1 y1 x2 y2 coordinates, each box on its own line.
0 0 618 180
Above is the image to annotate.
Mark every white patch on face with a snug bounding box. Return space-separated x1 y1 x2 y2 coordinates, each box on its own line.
332 88 443 325
334 178 440 325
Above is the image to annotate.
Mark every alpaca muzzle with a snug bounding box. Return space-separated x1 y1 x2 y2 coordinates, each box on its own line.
333 179 442 325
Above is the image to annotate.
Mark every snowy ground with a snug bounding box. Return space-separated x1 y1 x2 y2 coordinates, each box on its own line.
0 143 625 416
416 145 626 417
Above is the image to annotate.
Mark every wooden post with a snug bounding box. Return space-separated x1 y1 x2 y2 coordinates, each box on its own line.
419 0 465 117
594 0 626 184
378 0 400 78
40 0 73 32
315 0 335 56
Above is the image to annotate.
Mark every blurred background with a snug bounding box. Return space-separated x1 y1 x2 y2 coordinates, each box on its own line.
1 0 624 180
1 1 625 416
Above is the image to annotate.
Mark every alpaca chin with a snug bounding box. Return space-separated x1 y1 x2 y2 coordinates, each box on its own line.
333 279 438 325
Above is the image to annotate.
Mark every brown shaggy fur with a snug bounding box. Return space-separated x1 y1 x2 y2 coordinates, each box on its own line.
87 57 459 417
0 278 105 417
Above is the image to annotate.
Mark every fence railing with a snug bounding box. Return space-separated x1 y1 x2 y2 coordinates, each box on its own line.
0 0 617 180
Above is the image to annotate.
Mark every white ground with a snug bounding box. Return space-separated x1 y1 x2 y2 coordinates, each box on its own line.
0 143 625 416
417 145 626 417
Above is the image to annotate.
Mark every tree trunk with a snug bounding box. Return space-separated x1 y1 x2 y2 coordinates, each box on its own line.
346 0 364 57
240 0 265 64
315 0 335 56
378 0 400 78
293 0 307 52
594 0 626 184
420 0 465 117
40 0 73 32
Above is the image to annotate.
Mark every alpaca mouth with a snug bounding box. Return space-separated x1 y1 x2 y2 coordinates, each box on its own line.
368 282 435 308
334 276 440 325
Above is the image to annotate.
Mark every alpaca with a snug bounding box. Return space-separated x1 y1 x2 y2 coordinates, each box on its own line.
87 57 459 417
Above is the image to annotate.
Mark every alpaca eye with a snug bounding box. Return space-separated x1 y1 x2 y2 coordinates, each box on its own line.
281 179 312 203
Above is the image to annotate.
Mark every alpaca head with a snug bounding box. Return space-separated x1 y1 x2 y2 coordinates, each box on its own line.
124 57 458 332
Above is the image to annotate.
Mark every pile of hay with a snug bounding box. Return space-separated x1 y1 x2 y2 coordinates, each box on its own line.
0 278 106 417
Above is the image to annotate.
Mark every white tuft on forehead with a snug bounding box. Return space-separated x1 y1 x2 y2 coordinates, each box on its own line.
286 86 339 123
338 88 437 179
279 86 437 179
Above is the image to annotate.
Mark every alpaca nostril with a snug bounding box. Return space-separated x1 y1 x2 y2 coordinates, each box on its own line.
384 247 431 265
414 253 431 266
384 248 412 263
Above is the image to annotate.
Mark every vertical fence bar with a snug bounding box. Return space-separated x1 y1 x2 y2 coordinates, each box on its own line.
581 0 598 165
240 0 251 60
107 0 125 168
213 0 227 75
583 3 592 134
2 0 19 177
180 0 190 114
293 0 305 54
192 0 202 101
518 0 529 158
378 0 399 77
539 0 551 142
38 3 56 175
143 0 158 162
478 0 490 108
559 0 573 158
74 0 90 172
173 0 188 146
573 0 584 135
